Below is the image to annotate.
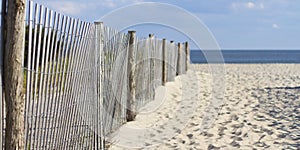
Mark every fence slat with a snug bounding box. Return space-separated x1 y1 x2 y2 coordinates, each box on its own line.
24 1 33 148
0 0 6 149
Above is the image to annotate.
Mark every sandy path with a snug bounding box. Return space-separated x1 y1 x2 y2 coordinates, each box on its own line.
108 64 300 150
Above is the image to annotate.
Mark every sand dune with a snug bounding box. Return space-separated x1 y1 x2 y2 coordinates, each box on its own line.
108 64 300 150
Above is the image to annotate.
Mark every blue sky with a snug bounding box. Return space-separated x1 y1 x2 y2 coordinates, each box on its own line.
31 0 300 49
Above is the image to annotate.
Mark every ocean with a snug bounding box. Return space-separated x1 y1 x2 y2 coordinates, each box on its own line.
190 50 300 64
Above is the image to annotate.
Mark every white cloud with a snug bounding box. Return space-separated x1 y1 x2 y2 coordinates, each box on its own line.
246 2 255 9
231 2 265 11
272 23 280 29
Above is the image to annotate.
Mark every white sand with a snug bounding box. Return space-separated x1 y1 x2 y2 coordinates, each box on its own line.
108 64 300 150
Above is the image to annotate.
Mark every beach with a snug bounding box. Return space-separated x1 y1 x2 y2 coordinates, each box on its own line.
108 64 300 150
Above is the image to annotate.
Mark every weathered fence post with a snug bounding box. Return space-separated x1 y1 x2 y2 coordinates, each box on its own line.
127 31 136 121
3 0 26 149
170 41 175 81
162 39 167 85
149 34 155 100
185 42 190 71
176 43 182 76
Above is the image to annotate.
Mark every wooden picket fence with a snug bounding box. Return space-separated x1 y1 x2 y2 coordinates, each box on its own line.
0 0 190 149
